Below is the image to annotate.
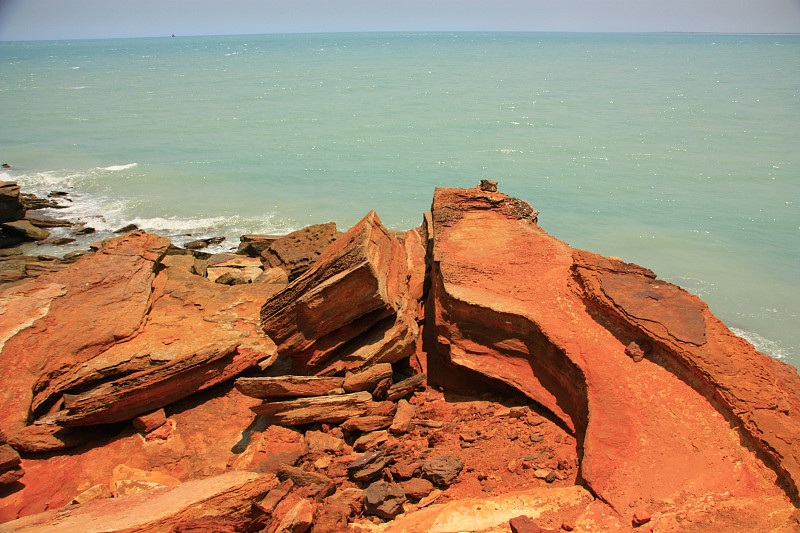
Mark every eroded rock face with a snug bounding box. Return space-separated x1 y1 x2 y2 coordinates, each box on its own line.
261 211 422 375
572 249 800 503
428 185 799 520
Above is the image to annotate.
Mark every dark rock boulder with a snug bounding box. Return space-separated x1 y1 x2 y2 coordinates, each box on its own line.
184 236 225 250
260 222 340 281
421 455 464 487
0 181 25 223
24 213 74 228
363 481 406 519
236 234 280 257
1 220 50 241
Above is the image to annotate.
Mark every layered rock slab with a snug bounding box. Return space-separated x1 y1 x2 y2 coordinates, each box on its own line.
573 249 800 501
261 211 421 375
428 186 795 518
0 471 276 533
0 232 170 441
0 231 279 449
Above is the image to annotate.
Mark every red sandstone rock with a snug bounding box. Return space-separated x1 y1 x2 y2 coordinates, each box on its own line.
0 445 22 486
251 391 376 425
377 486 592 533
400 477 434 500
235 375 345 399
0 231 170 441
386 373 426 401
304 430 345 454
276 464 333 488
573 248 800 502
0 471 276 533
509 515 543 533
273 497 314 533
340 415 394 433
364 481 406 519
0 186 797 532
0 382 265 522
256 479 294 513
389 399 415 434
132 408 167 433
260 211 420 374
342 362 394 393
428 185 799 521
0 234 279 434
206 253 263 283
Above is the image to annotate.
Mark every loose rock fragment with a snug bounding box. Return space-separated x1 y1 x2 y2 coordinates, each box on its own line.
353 430 389 451
277 464 333 488
256 479 295 513
343 363 394 393
385 373 426 401
422 455 465 487
509 514 543 533
251 391 374 425
347 450 395 482
363 481 406 519
389 399 415 434
401 477 435 500
132 408 167 433
304 430 345 454
235 375 344 399
625 339 652 362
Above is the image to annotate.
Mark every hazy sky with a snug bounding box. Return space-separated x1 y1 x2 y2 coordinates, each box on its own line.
1 0 799 41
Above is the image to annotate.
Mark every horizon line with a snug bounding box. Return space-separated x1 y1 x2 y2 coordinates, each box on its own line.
2 29 800 43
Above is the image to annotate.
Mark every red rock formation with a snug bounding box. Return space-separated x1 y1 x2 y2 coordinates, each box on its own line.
427 185 799 522
0 181 25 224
0 185 798 532
261 211 422 375
260 221 340 280
0 471 276 533
0 231 170 442
0 231 279 447
572 249 800 502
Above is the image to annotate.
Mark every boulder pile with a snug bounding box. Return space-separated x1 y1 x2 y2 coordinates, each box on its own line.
0 181 798 532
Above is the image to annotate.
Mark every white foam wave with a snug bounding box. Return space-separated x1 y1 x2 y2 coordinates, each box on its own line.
8 165 296 257
730 328 786 360
98 163 137 171
14 170 86 193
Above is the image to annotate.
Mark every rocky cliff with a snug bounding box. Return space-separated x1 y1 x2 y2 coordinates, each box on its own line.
0 183 797 532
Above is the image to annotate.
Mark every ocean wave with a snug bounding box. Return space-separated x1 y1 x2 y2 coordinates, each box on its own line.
97 163 137 171
13 170 86 192
731 327 786 360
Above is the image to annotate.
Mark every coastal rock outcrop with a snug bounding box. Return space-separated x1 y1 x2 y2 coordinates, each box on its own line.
427 185 800 521
0 231 280 448
0 181 25 224
0 182 797 532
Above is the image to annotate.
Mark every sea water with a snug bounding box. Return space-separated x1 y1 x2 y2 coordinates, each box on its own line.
0 32 798 367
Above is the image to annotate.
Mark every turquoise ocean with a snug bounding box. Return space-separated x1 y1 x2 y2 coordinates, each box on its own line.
1 32 798 367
